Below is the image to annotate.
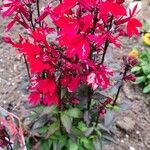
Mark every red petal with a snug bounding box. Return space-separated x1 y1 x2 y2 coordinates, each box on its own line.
68 76 81 92
43 93 59 106
28 92 41 106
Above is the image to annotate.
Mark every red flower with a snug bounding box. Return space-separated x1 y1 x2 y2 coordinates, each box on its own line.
87 65 113 90
66 35 90 60
127 18 142 37
38 79 56 95
124 74 136 82
99 1 126 18
43 93 59 106
28 92 41 106
68 76 81 92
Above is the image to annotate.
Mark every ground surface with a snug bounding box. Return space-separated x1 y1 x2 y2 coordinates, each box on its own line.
0 1 150 150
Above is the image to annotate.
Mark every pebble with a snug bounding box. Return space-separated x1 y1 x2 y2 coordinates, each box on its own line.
121 140 124 143
125 134 129 138
116 117 135 132
129 146 135 150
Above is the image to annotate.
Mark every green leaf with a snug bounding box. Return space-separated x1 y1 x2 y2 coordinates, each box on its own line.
142 65 150 75
112 105 120 111
61 113 72 133
93 138 102 150
40 139 52 150
71 127 84 137
84 127 94 137
80 137 93 150
37 125 49 134
65 108 82 118
57 136 67 150
134 76 146 84
104 110 114 127
131 66 141 73
83 111 92 126
147 74 150 79
78 121 87 132
143 83 150 93
102 135 116 143
119 102 131 111
68 140 78 150
39 105 57 117
32 115 49 130
46 121 60 138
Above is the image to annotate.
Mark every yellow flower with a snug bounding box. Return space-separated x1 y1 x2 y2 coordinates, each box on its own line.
143 33 150 45
129 49 139 58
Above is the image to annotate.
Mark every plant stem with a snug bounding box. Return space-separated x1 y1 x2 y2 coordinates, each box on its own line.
87 8 98 110
29 4 35 30
92 8 98 34
87 88 93 110
101 16 113 64
101 40 109 64
23 54 31 79
112 66 128 106
36 0 41 27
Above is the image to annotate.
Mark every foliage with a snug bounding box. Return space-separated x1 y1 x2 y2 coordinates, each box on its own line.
132 48 150 93
0 0 141 149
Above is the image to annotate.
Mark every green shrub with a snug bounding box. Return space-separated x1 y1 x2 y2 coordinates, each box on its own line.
132 49 150 93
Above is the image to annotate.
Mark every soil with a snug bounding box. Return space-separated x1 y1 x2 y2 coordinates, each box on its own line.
0 1 150 150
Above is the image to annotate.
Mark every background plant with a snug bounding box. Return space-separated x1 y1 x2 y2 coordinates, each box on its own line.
132 33 150 94
0 0 141 149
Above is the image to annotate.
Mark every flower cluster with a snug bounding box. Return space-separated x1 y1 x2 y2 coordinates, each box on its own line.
1 0 142 115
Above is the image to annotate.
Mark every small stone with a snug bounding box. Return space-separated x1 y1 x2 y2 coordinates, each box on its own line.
129 146 135 150
136 130 140 134
125 134 129 138
121 140 124 143
116 117 135 132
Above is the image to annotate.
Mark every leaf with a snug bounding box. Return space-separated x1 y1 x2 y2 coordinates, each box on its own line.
98 124 111 134
78 122 88 132
83 111 92 126
46 121 60 138
142 65 150 75
134 76 146 84
143 83 150 93
68 140 78 150
102 134 116 143
71 127 84 137
40 139 52 150
84 127 94 137
32 114 49 130
65 108 82 118
104 110 114 127
80 137 93 150
131 66 141 73
40 105 57 117
119 102 131 111
93 138 102 150
57 136 67 150
61 113 72 133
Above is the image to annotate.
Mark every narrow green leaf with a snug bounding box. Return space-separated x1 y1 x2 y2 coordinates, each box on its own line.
61 113 72 133
68 140 78 150
143 83 150 93
40 139 52 150
46 121 60 138
65 108 82 118
84 127 94 137
104 110 114 127
134 76 146 84
131 66 141 73
40 105 57 117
